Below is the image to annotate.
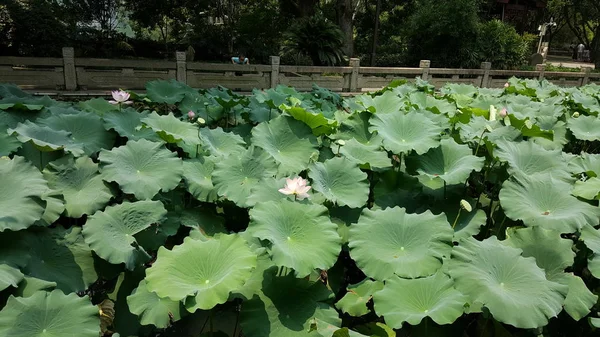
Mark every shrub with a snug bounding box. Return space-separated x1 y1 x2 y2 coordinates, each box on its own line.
476 20 531 69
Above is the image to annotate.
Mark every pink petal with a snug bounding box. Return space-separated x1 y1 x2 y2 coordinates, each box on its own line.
108 100 118 104
123 101 133 105
297 192 310 200
278 188 293 195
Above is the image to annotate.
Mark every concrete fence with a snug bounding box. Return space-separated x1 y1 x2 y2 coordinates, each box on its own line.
1 47 599 94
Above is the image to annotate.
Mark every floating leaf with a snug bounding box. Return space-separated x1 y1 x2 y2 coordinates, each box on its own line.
0 156 49 232
348 207 453 281
39 112 115 155
285 106 338 136
83 200 167 269
103 109 160 141
212 147 277 207
249 200 341 277
335 279 383 317
182 157 218 202
0 264 24 291
369 110 443 154
141 112 200 145
240 267 340 337
495 140 571 181
146 79 190 104
99 139 183 200
8 120 84 156
127 279 182 328
199 126 246 157
308 157 369 208
406 138 484 185
499 173 600 232
43 156 113 218
338 137 392 169
449 237 566 329
145 234 256 312
567 115 600 141
373 272 467 328
251 115 319 174
0 290 100 337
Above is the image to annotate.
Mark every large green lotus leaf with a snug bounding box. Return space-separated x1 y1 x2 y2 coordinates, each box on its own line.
373 272 466 328
0 290 100 337
240 267 340 337
146 79 190 104
43 156 113 218
457 116 520 146
308 157 369 208
21 227 97 293
405 138 484 185
449 237 567 329
408 92 456 116
145 234 256 311
165 207 226 238
554 273 598 321
141 112 200 145
533 118 569 151
8 120 84 156
334 111 373 143
36 191 64 226
212 147 278 207
199 126 246 157
567 153 600 176
233 253 275 301
285 106 338 136
580 225 600 278
251 115 319 174
127 279 182 328
369 110 443 154
0 156 50 232
358 90 403 114
246 178 291 207
505 114 554 141
78 97 118 115
572 177 600 200
570 91 600 115
0 125 21 156
499 173 600 232
249 200 341 277
99 139 183 200
102 109 160 141
495 140 571 181
15 276 56 297
372 170 426 214
502 226 597 320
39 112 115 155
335 279 384 317
348 207 453 280
568 115 600 141
503 227 573 280
182 157 218 202
83 200 167 269
178 92 225 122
338 137 392 169
0 264 24 291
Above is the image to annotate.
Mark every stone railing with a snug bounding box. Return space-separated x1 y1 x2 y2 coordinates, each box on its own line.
1 47 599 94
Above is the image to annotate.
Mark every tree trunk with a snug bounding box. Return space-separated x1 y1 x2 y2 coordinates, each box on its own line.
337 0 354 57
370 0 381 66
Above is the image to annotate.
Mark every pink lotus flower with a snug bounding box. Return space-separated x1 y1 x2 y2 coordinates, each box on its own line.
109 90 133 105
504 83 510 88
188 111 196 120
499 108 508 117
278 177 311 200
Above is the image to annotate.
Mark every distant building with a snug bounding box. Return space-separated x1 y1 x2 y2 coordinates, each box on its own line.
490 0 547 33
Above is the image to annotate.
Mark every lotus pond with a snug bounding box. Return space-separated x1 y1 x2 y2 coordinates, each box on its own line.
1 78 600 337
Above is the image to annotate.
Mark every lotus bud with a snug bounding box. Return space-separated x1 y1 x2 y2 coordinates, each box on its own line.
504 82 510 88
499 108 508 118
572 112 580 118
460 199 472 212
187 111 196 120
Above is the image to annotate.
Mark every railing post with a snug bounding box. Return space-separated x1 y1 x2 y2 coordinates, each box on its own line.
536 64 546 81
270 56 280 88
480 62 491 88
349 58 360 92
419 60 431 81
176 51 187 84
62 47 77 90
582 67 591 86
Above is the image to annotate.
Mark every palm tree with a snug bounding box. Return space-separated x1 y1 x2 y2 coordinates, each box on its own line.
282 14 345 66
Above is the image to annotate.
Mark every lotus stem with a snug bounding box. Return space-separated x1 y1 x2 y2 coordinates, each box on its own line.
452 208 462 229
